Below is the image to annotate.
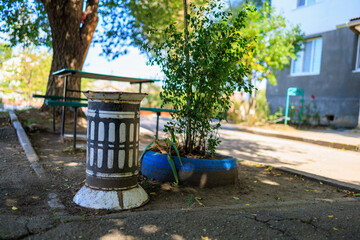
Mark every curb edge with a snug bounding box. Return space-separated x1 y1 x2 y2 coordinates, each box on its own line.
236 127 359 152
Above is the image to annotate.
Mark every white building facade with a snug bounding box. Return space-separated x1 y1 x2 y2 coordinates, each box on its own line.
266 0 360 127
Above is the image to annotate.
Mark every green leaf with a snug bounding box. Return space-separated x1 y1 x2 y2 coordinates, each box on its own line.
138 141 154 165
166 153 179 184
233 197 240 200
165 138 183 166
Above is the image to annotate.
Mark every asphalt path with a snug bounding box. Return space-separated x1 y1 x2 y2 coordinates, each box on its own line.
217 129 360 186
3 199 359 239
2 114 360 239
140 116 360 187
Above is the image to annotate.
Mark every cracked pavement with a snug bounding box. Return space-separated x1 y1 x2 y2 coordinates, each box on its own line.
1 199 360 239
2 114 360 239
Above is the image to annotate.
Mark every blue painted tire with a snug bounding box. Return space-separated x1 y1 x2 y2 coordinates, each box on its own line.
140 150 238 188
141 151 177 183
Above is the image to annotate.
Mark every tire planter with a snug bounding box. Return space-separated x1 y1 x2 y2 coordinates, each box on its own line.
141 150 238 188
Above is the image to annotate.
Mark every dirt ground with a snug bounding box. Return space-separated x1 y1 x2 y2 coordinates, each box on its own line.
0 109 357 218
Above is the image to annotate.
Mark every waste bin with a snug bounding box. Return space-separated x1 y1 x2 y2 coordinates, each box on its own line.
73 91 149 210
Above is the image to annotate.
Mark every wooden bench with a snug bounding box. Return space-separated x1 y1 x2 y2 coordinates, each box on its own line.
140 107 178 139
32 94 87 132
45 99 88 149
43 68 160 150
44 99 178 147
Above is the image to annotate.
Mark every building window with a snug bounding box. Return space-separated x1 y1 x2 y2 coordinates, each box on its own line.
297 0 317 7
355 36 360 71
291 38 322 75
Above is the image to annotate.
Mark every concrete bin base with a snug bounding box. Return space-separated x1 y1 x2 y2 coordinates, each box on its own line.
73 185 149 210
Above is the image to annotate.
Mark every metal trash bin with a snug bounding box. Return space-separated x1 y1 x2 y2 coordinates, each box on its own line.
73 91 149 210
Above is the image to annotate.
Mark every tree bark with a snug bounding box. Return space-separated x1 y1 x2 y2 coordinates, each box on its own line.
40 0 98 112
183 0 193 153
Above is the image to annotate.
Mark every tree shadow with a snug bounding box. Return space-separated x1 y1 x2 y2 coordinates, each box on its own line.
217 130 308 167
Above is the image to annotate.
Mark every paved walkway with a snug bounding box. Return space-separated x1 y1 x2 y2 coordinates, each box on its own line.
2 112 360 239
2 198 360 239
226 124 360 152
141 115 360 151
217 129 360 191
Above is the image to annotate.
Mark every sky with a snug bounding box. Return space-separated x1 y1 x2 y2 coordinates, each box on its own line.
83 42 163 81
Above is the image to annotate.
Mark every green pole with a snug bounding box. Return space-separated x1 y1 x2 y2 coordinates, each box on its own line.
285 89 290 125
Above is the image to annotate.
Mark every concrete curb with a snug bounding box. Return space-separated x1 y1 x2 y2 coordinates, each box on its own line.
277 167 360 193
8 110 66 211
8 110 47 179
236 127 359 152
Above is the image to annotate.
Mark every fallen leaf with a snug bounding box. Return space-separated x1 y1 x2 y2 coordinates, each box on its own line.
150 192 157 195
195 197 203 200
276 174 282 177
233 197 239 200
77 179 86 185
305 189 310 192
245 204 250 206
195 197 204 206
251 214 257 216
328 215 334 218
333 227 338 231
12 206 18 211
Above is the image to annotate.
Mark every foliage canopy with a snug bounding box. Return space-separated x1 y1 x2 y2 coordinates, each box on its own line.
0 0 205 58
0 47 52 102
235 1 303 86
149 1 254 155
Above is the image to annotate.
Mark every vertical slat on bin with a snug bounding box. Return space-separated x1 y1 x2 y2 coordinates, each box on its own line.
85 103 139 190
73 91 148 210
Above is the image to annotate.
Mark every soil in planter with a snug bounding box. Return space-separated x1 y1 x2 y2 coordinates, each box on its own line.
147 140 226 160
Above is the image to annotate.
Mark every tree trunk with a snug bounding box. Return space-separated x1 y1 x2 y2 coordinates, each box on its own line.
183 0 193 153
41 0 98 112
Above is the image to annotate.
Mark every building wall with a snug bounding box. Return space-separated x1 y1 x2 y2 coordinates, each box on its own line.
271 0 360 35
266 27 360 127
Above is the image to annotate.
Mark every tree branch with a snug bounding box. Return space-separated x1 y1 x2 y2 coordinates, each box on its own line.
79 0 99 60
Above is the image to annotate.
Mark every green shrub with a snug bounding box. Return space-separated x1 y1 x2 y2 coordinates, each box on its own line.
148 1 254 155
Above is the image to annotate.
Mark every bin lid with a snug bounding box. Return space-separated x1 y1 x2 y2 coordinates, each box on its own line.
83 91 148 103
53 68 159 84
